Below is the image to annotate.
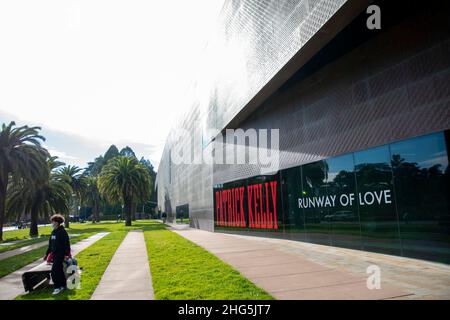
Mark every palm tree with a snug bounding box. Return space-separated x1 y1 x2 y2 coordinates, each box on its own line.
98 156 151 226
0 122 48 241
7 156 72 237
59 165 87 227
84 176 101 223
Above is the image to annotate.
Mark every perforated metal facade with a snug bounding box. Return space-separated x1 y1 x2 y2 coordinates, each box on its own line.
156 0 450 233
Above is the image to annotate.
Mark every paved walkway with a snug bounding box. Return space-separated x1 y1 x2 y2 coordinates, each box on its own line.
0 235 82 261
0 232 110 300
0 241 48 261
91 230 154 300
0 236 45 246
171 228 427 300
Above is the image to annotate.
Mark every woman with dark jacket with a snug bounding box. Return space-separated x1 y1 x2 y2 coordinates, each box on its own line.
44 214 71 295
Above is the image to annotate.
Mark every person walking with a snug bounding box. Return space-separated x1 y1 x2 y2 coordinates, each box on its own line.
44 214 71 295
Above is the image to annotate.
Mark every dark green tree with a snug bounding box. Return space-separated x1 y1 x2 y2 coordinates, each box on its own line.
98 156 151 226
120 146 136 158
83 176 101 223
59 165 87 227
0 122 48 241
7 156 72 237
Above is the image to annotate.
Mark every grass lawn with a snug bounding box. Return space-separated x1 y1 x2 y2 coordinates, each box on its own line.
140 221 273 300
3 220 273 300
0 226 53 254
0 236 49 254
0 222 125 279
16 229 129 300
1 226 53 243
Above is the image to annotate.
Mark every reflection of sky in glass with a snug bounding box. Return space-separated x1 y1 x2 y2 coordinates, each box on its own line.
390 132 448 170
318 132 449 182
326 154 353 182
354 145 390 166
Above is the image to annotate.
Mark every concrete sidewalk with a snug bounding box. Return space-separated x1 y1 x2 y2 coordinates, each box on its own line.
0 241 49 261
91 230 154 300
172 228 424 300
0 234 82 261
0 232 110 300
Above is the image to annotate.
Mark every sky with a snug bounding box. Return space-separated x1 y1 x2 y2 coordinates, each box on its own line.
0 0 225 169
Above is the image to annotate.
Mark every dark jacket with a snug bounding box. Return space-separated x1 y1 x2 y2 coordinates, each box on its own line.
46 226 71 258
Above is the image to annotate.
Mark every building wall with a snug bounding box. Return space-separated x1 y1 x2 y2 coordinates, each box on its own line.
156 0 358 231
215 130 450 263
157 0 450 243
214 0 450 184
211 1 450 263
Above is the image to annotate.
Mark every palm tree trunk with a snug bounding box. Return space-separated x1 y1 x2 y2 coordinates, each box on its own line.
0 173 8 241
131 203 136 221
65 212 70 228
125 202 132 226
96 203 100 223
0 192 6 242
29 207 39 237
92 204 98 223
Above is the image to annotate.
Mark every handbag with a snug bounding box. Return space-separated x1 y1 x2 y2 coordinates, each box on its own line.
46 252 54 264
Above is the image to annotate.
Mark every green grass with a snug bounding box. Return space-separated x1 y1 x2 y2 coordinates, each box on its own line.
16 230 129 300
0 226 53 254
14 222 141 300
0 231 93 279
0 246 49 279
0 222 125 279
4 220 273 300
141 221 273 300
0 236 49 254
1 226 53 243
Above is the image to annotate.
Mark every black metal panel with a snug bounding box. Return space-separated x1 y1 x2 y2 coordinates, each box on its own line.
214 0 450 184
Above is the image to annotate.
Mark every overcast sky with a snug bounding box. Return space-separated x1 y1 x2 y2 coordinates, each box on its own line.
0 0 224 169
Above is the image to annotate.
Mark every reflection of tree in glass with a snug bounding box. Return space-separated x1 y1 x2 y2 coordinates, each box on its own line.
303 161 328 195
330 170 354 191
391 154 448 229
355 162 392 188
164 190 173 222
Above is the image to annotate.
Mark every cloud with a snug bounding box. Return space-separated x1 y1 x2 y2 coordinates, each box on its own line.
0 0 225 172
47 148 78 161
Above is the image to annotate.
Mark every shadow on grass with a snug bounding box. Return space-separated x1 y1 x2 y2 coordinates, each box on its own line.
18 284 80 301
2 223 116 243
132 221 167 232
16 221 160 300
66 227 110 234
1 234 52 243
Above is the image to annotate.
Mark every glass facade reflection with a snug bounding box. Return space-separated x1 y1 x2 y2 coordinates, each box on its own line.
327 154 360 250
215 130 450 263
390 133 450 262
354 145 401 256
302 160 332 246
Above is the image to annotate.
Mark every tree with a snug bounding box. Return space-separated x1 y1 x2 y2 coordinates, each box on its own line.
138 157 156 214
7 156 72 237
120 146 136 158
98 156 151 226
85 145 120 177
104 145 120 162
85 155 105 176
59 165 87 228
0 122 48 241
84 176 101 223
